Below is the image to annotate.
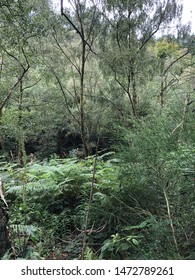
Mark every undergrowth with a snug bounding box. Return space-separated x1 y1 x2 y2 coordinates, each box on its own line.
1 143 195 260
1 154 123 259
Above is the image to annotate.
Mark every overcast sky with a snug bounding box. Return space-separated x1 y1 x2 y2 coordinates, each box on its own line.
51 0 195 34
182 0 195 32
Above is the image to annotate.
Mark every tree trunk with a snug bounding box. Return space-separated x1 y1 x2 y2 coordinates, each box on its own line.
131 68 137 114
0 178 10 258
160 59 165 108
160 78 164 108
17 79 24 166
80 40 89 157
0 108 5 152
125 70 136 117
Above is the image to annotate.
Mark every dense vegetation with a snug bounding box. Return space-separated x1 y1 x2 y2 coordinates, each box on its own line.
0 0 195 260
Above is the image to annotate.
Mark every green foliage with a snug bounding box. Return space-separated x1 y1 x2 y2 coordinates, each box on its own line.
100 222 146 260
115 110 195 259
2 155 121 259
154 39 180 59
0 0 194 261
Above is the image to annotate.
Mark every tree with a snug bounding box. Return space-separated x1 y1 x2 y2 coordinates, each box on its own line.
99 0 183 116
151 38 194 107
59 0 101 156
0 0 50 158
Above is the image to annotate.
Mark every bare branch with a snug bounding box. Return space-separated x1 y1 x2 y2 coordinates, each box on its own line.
163 183 179 253
164 49 190 76
139 0 170 51
0 64 30 110
2 48 25 71
51 27 81 74
22 79 41 91
47 64 80 126
60 0 97 55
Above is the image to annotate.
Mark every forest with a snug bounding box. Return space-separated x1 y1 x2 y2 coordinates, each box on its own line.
0 0 195 260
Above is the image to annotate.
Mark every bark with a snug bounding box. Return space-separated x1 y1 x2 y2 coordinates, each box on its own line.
160 78 164 108
80 40 89 157
0 178 10 258
163 184 179 254
0 108 5 151
17 79 24 166
131 68 137 113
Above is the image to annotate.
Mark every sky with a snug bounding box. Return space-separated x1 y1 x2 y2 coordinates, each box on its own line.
51 0 195 34
182 0 195 33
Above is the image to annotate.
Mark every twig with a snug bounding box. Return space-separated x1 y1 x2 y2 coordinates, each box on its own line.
163 182 179 253
80 137 100 259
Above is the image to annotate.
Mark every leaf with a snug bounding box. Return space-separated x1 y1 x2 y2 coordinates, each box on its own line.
6 185 23 194
102 240 114 252
119 242 130 251
123 220 148 231
131 238 140 246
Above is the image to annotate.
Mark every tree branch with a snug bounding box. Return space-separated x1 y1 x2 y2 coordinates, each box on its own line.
139 0 170 51
60 0 97 56
0 65 30 110
164 49 190 76
48 65 80 126
52 27 81 74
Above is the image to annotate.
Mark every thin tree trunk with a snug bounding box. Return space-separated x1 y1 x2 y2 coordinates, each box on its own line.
131 68 137 113
80 40 88 157
160 59 164 108
163 184 179 254
0 108 5 151
61 0 92 157
0 178 10 258
171 91 191 143
160 79 164 108
178 92 190 143
126 71 137 117
17 79 24 166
